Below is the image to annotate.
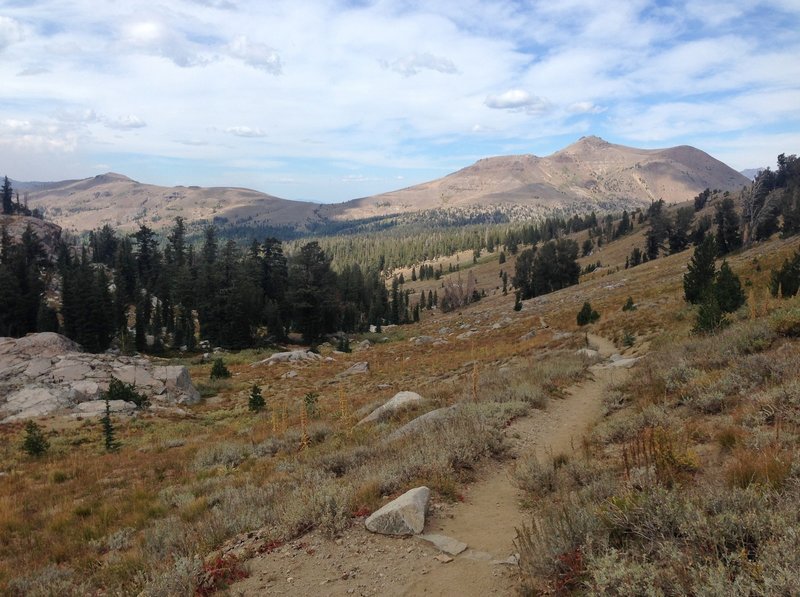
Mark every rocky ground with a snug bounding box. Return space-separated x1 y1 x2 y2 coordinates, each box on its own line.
0 332 200 423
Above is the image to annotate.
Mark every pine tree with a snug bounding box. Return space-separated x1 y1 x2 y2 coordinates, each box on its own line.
769 250 800 297
248 384 266 412
210 357 231 380
714 261 746 313
102 398 120 452
693 291 725 334
21 420 49 457
715 197 742 255
1 176 12 215
577 302 600 326
684 235 717 304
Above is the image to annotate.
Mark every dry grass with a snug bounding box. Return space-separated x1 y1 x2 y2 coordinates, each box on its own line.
515 242 800 595
3 225 799 595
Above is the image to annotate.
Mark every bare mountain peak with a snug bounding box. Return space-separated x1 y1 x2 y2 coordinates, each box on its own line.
334 137 750 220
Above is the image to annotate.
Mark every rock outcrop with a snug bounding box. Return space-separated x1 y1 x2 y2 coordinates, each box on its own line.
251 350 322 367
358 391 423 425
365 486 430 536
0 333 201 423
338 361 369 377
387 405 459 442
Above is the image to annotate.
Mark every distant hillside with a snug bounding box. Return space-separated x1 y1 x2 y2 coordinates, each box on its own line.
740 168 765 181
19 137 750 235
325 136 750 221
24 173 325 235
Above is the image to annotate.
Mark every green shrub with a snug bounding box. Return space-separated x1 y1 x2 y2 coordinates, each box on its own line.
769 250 800 297
693 291 726 334
107 377 149 409
770 303 800 337
622 297 636 311
337 336 351 353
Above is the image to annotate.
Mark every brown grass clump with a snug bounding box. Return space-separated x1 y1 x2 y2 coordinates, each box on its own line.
725 447 793 490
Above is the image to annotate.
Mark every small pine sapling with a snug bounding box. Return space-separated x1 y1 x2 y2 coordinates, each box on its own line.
248 384 266 413
210 357 231 380
577 302 600 326
102 398 120 452
21 420 49 457
622 297 636 311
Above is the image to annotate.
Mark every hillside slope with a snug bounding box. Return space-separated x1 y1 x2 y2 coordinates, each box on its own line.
18 137 749 235
327 136 749 220
24 173 324 234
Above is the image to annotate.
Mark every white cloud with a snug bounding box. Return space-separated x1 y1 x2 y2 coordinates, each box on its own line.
105 115 147 130
0 16 25 52
484 90 551 114
568 102 605 114
381 52 458 77
0 0 797 200
227 35 281 74
225 126 268 138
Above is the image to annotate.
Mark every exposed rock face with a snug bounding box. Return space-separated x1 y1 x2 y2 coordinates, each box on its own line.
358 391 423 425
365 487 430 536
0 333 201 423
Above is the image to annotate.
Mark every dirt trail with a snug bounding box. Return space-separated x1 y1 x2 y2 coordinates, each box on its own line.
403 334 627 596
231 334 631 596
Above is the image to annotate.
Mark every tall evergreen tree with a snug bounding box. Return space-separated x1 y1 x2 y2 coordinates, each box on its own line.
287 242 340 343
714 261 746 313
1 176 12 215
683 235 717 304
714 197 742 255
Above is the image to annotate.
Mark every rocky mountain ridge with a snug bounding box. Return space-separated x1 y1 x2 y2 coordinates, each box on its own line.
19 136 750 234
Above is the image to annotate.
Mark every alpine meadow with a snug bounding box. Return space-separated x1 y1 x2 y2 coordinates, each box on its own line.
2 1 800 596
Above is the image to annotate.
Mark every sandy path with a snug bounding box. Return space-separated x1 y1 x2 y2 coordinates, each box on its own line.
230 334 629 597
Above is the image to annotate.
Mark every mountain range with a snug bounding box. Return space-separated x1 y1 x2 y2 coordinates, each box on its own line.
19 136 750 235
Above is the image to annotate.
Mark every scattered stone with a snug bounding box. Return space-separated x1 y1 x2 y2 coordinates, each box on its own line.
456 330 478 340
338 361 369 377
553 331 573 340
365 486 430 536
576 348 599 359
358 391 423 425
281 370 298 379
434 554 454 564
519 330 537 341
420 534 468 556
355 340 371 351
492 554 520 566
411 336 435 346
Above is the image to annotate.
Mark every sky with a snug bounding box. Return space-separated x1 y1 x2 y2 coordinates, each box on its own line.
1 0 799 203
